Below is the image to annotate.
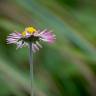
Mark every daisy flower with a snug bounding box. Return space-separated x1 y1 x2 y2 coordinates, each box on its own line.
7 26 56 96
7 26 56 52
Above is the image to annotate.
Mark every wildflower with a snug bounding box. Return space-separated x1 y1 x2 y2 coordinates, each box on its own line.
7 26 56 52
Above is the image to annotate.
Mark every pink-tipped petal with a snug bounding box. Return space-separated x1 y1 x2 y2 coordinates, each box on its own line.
39 30 55 43
7 32 22 44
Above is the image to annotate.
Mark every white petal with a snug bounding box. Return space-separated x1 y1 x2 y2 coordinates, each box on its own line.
36 41 42 48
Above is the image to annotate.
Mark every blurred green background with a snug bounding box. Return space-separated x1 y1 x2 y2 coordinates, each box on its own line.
0 0 96 96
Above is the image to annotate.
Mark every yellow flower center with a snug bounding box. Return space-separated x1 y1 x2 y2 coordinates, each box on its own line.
22 27 37 36
25 27 37 33
22 31 26 36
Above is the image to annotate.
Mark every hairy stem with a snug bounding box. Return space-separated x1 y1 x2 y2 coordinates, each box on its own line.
29 42 34 96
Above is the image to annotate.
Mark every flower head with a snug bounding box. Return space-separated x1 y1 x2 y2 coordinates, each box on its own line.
7 26 56 52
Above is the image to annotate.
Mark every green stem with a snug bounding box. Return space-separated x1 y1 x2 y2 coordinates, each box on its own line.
29 42 34 96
